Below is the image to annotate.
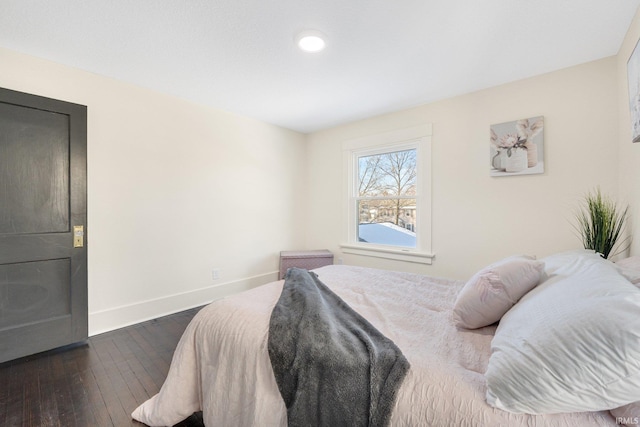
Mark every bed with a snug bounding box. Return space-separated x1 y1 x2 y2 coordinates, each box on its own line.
132 250 640 426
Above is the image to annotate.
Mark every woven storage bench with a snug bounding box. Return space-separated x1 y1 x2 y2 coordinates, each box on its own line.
279 250 334 279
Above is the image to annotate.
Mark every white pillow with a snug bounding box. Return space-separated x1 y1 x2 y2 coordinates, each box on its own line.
453 255 544 329
543 250 640 287
615 256 640 286
615 255 640 270
536 248 602 275
486 250 640 414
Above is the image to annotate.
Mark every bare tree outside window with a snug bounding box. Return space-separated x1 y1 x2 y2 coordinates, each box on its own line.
357 148 417 247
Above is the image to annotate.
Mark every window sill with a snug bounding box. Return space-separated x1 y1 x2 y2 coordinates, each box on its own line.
340 243 434 265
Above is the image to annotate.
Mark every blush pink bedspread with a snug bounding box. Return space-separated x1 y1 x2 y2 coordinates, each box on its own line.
132 265 616 426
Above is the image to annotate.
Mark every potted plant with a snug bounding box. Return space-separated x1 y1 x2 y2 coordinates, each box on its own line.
574 187 629 259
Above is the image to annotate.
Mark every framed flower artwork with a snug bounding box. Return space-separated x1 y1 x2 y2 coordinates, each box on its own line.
490 116 544 177
627 37 640 143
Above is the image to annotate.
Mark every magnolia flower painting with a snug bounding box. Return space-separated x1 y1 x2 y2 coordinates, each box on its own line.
490 116 544 177
627 38 640 143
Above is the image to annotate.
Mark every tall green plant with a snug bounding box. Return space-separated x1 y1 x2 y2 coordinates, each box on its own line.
575 188 629 259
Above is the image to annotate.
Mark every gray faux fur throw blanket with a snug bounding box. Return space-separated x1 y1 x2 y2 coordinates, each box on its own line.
267 267 410 427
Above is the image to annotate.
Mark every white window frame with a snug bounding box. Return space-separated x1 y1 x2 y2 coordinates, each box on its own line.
341 124 434 264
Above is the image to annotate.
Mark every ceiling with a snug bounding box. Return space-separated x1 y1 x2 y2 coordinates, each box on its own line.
1 0 639 134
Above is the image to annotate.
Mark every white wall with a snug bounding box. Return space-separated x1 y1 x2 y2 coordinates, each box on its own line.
618 7 640 256
0 47 308 335
306 57 620 280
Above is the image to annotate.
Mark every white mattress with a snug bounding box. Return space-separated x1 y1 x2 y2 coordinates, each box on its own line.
132 265 616 426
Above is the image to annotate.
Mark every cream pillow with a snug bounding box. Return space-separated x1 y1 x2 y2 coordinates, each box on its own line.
453 255 544 329
486 250 640 414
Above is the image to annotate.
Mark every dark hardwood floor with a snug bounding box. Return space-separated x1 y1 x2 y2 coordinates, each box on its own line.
0 307 205 427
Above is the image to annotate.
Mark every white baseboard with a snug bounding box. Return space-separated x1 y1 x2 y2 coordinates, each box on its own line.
88 270 280 336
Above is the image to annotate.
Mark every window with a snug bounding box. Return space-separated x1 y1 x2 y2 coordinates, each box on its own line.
357 148 417 248
342 125 433 264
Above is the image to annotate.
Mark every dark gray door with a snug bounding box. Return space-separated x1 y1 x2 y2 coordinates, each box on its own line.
0 88 87 363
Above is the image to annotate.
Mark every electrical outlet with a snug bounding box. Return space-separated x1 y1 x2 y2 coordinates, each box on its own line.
212 269 220 280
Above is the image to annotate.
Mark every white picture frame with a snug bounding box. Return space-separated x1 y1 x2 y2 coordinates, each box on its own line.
627 38 640 143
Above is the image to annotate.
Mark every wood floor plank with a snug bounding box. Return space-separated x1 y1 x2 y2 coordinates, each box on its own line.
90 338 135 426
78 353 113 427
61 348 98 427
136 324 173 379
51 350 76 427
21 358 42 427
4 364 24 427
0 354 8 427
102 336 149 418
119 330 161 395
113 335 155 401
125 327 168 390
36 354 59 427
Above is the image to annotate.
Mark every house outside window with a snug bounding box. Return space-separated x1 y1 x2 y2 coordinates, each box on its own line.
341 125 433 264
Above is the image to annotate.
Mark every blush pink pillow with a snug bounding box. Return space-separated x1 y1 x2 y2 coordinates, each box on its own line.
611 402 640 426
453 256 544 329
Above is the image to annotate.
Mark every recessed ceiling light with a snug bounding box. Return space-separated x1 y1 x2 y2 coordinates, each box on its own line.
296 31 326 53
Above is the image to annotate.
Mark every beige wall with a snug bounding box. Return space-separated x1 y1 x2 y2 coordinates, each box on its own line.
306 57 620 280
0 47 308 334
618 7 640 256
